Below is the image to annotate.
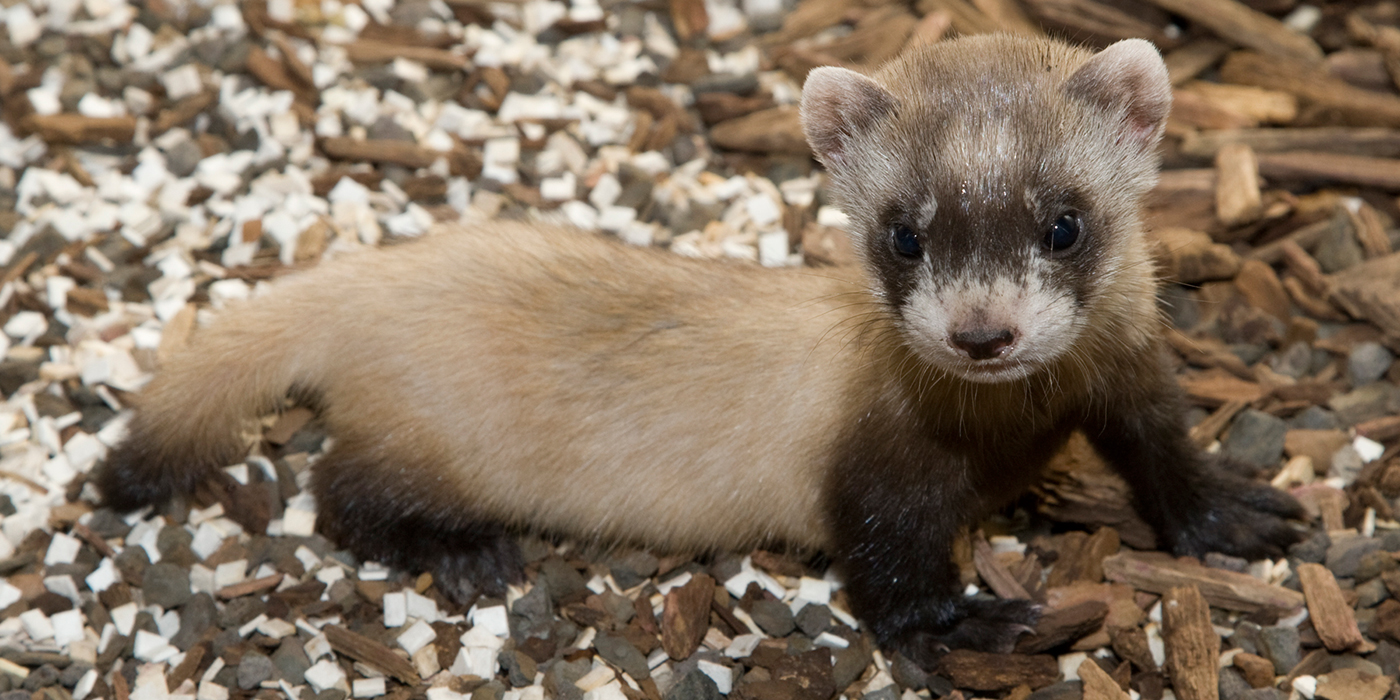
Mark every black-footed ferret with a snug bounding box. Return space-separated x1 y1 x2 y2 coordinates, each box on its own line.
97 34 1302 664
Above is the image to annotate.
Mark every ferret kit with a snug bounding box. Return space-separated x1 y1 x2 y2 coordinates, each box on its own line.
97 34 1303 665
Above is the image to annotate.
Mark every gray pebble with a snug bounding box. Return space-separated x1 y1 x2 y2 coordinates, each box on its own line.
795 603 831 637
59 663 92 688
1331 446 1365 485
1372 640 1399 678
238 653 275 690
473 680 506 700
141 563 192 608
664 669 719 700
219 596 267 629
1027 681 1083 700
831 637 871 690
509 583 553 640
369 116 415 143
272 638 311 685
748 599 796 637
1222 409 1287 468
1314 223 1363 273
1219 666 1251 700
313 690 346 700
22 665 61 690
538 557 587 604
608 551 658 590
598 591 634 626
1354 578 1389 608
1330 655 1383 676
1348 342 1394 385
114 542 151 582
927 676 955 698
1356 605 1377 639
156 526 196 565
1382 530 1400 552
1257 625 1300 674
542 659 588 700
1328 382 1400 426
1205 552 1250 573
173 593 215 651
1290 531 1331 563
164 139 204 179
594 634 648 679
1354 550 1396 582
863 687 900 700
1238 689 1285 700
86 509 132 539
1271 342 1313 379
498 649 537 687
1326 536 1383 578
1233 620 1262 655
0 690 32 700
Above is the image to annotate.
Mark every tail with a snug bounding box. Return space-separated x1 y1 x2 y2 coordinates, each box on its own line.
94 300 313 519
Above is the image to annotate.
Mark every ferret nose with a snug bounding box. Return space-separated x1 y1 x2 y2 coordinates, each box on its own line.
949 328 1016 360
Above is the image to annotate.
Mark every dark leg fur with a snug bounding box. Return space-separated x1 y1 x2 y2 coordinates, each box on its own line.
311 440 524 605
93 422 231 513
1087 361 1305 561
826 406 1058 668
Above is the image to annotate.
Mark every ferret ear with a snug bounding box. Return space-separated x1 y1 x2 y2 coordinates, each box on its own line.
801 67 898 169
1063 39 1172 150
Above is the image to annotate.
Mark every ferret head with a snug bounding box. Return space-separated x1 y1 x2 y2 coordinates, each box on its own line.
801 35 1170 384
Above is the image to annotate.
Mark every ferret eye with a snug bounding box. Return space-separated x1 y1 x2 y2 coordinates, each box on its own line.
890 225 922 258
1043 212 1080 252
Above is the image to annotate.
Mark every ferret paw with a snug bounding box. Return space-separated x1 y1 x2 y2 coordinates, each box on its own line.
895 598 1041 668
1166 471 1305 561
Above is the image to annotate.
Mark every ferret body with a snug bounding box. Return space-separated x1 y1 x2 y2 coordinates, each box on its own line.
98 34 1301 663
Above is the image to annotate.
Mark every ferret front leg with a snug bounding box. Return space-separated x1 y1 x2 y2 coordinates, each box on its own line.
825 443 1039 667
1086 368 1304 561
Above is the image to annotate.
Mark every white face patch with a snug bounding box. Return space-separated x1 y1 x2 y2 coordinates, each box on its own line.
898 256 1084 383
916 195 938 231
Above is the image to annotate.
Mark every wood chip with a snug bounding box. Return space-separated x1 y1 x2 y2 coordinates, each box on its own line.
1103 551 1304 613
1045 528 1120 588
1145 0 1323 63
344 40 468 70
708 107 810 155
324 624 419 683
1079 657 1130 700
1235 259 1292 321
21 114 136 143
1216 143 1264 227
1222 51 1400 127
217 573 285 600
974 534 1032 600
1232 652 1276 689
1329 252 1400 344
1161 586 1219 700
1257 152 1400 190
1016 600 1109 654
661 573 713 660
938 650 1059 691
1295 563 1371 652
1178 369 1269 406
321 137 439 169
1153 227 1242 284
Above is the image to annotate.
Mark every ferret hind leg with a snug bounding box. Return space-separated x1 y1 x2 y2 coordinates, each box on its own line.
310 436 524 605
